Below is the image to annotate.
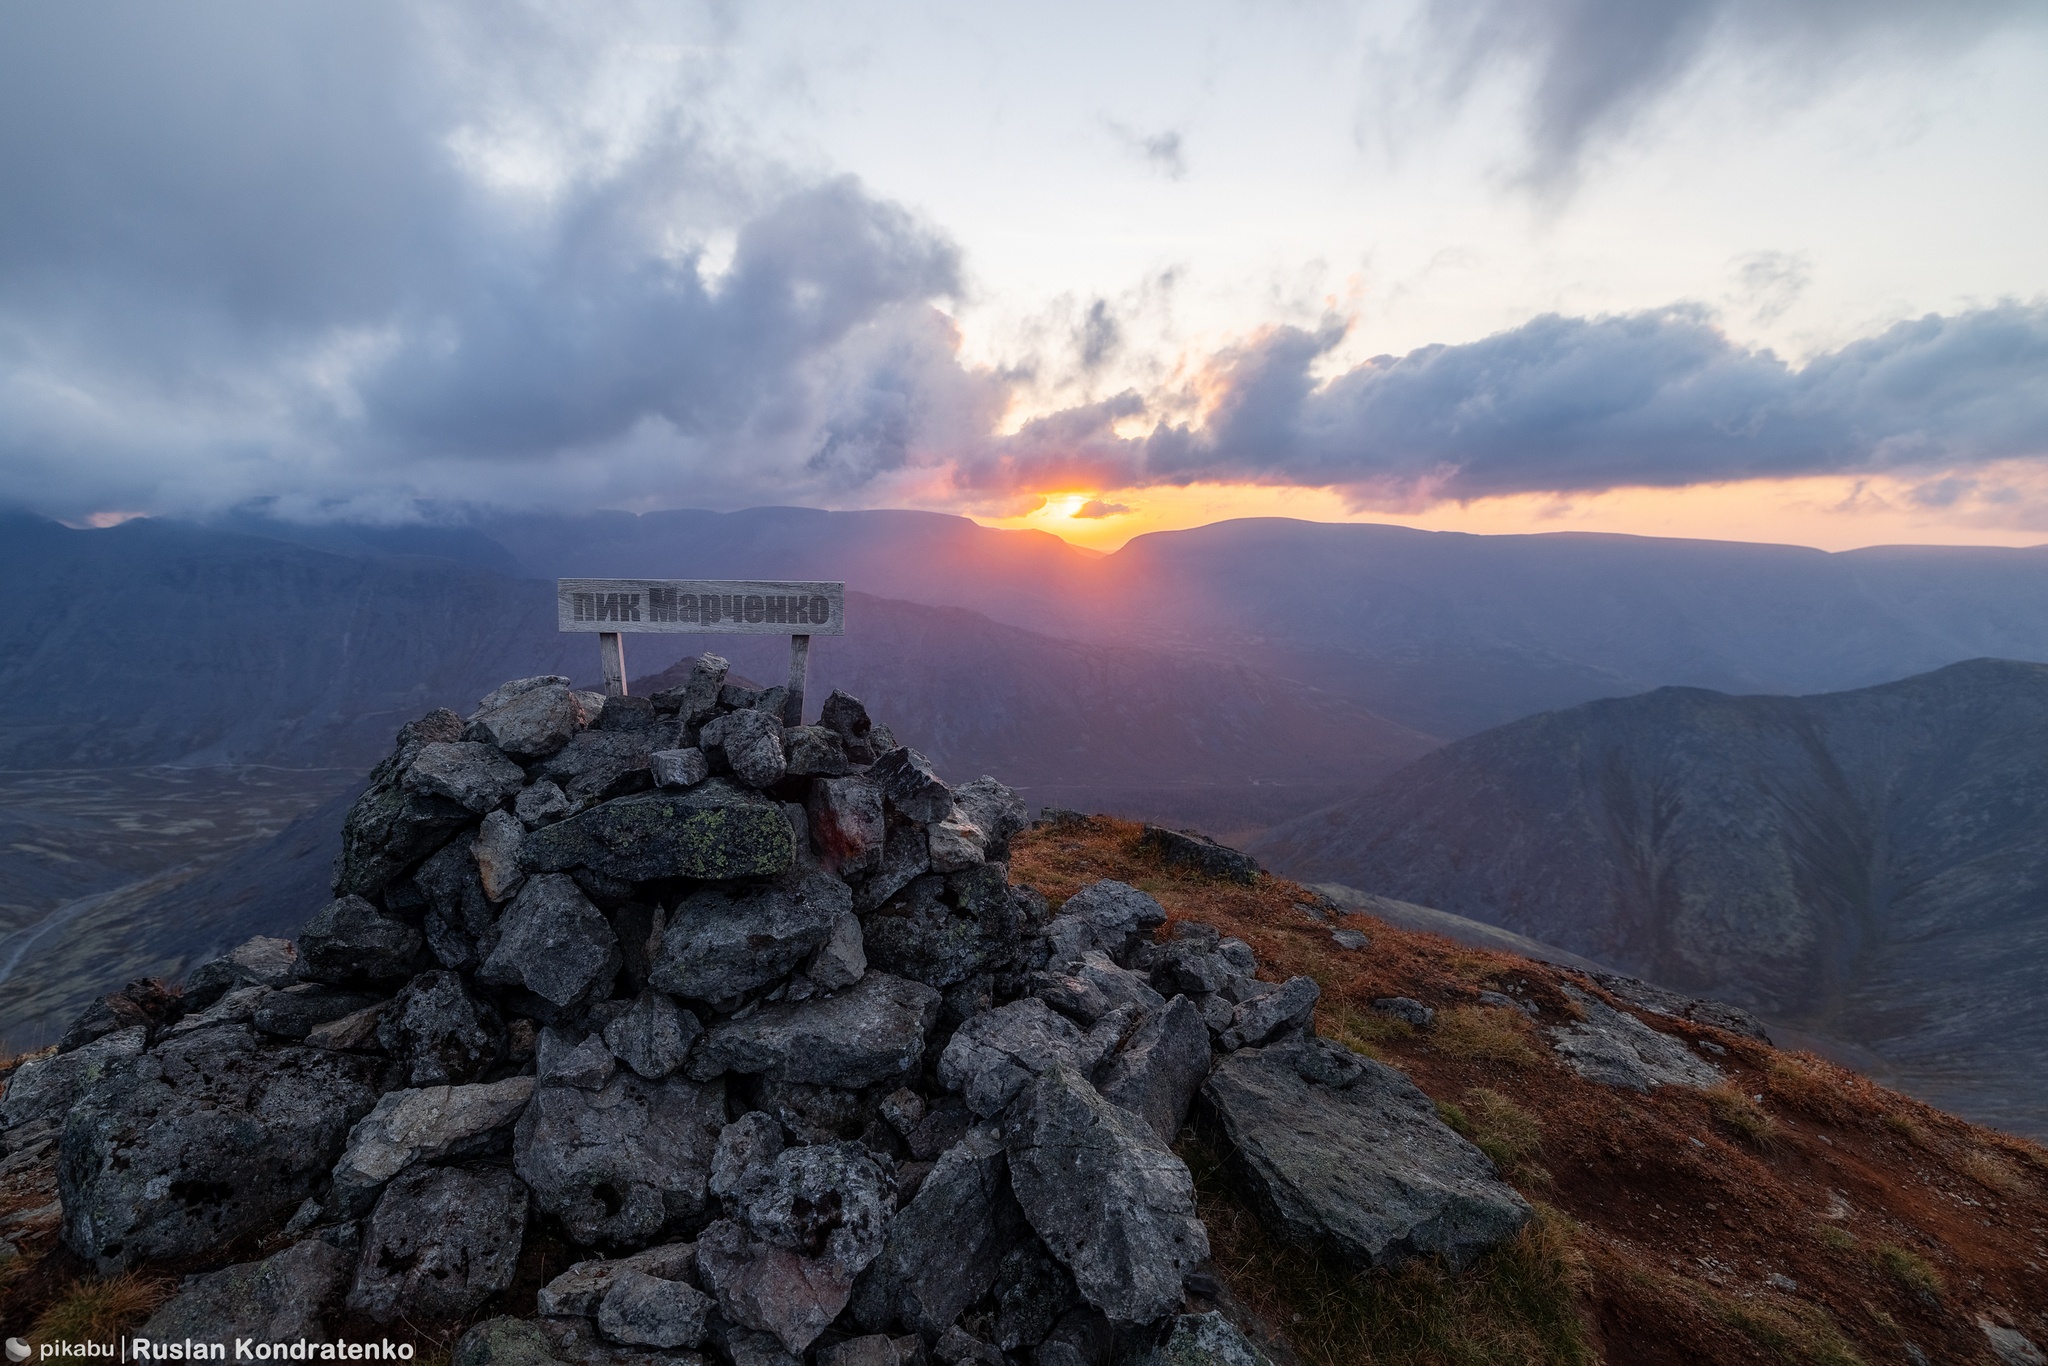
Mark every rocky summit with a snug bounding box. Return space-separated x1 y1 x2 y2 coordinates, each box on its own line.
0 658 1535 1366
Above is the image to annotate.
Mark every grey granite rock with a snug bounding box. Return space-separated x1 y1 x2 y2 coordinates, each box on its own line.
299 895 424 987
305 1002 389 1052
378 969 504 1085
869 748 953 824
692 971 940 1089
805 776 885 877
476 808 531 903
538 730 665 805
1146 942 1231 998
515 1069 727 1247
1372 997 1433 1027
328 1077 536 1216
1138 827 1261 886
182 936 300 1011
60 1026 385 1271
784 727 852 777
332 710 473 899
1547 988 1723 1091
1097 996 1212 1144
1145 1313 1273 1366
517 779 574 828
537 1242 697 1315
347 1164 529 1322
598 1268 714 1348
140 1238 352 1343
926 814 987 875
806 911 868 990
253 984 386 1041
405 741 529 813
701 709 788 790
543 1034 618 1092
652 748 710 790
853 813 933 914
861 876 1008 992
479 873 622 1008
847 1122 1024 1335
1219 976 1319 1052
604 990 702 1080
1003 1064 1208 1326
473 675 575 716
650 654 729 726
414 837 502 970
521 781 796 883
0 1026 148 1140
453 1317 560 1366
469 682 587 758
949 779 1029 863
650 870 846 1002
937 998 1098 1118
818 690 873 743
1056 881 1168 964
1198 1039 1532 1272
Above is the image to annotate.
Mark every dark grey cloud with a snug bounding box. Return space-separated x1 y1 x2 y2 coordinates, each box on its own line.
1419 0 2032 190
954 300 2048 503
1104 120 1188 179
0 2 975 519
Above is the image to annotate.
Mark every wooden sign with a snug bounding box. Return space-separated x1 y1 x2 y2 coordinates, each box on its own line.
556 579 844 635
556 578 845 724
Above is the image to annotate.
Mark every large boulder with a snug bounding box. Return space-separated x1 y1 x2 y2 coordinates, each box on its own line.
328 1077 536 1217
140 1238 352 1343
59 1026 386 1271
411 839 500 972
869 748 952 823
850 1121 1028 1339
1097 996 1212 1144
692 971 941 1089
514 1069 727 1247
477 874 622 1008
1138 827 1261 886
466 682 586 758
701 709 789 789
1003 1064 1209 1325
1198 1039 1533 1273
520 781 796 883
1052 881 1167 965
0 1025 148 1145
404 741 529 814
650 868 848 1003
534 730 667 805
649 653 728 726
597 1267 715 1348
937 998 1110 1118
1547 991 1724 1091
298 895 424 987
252 985 387 1042
347 1164 530 1323
182 936 301 1011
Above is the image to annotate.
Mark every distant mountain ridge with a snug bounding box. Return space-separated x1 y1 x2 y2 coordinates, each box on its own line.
1251 658 2048 1136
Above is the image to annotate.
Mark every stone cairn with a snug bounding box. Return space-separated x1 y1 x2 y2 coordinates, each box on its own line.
0 658 1535 1366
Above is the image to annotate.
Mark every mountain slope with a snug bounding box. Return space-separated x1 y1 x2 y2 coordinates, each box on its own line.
1251 658 2048 1137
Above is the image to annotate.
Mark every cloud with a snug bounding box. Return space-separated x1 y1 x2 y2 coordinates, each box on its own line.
1415 0 2032 192
1104 120 1188 180
1071 499 1132 518
944 300 2048 504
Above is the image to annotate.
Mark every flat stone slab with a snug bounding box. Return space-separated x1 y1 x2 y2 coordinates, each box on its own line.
1547 987 1724 1092
1198 1039 1532 1273
521 780 795 882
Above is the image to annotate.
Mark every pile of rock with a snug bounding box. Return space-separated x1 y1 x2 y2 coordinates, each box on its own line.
1 660 1536 1366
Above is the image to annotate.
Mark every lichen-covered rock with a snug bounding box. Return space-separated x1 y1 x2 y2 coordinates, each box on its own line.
347 1164 529 1323
467 682 587 759
298 895 424 987
521 781 796 883
869 748 952 823
453 1317 559 1366
377 969 504 1085
1146 1313 1274 1366
140 1238 352 1343
692 971 941 1089
650 869 847 1003
478 873 622 1008
0 1026 148 1142
1003 1063 1209 1325
59 1026 386 1271
328 1077 536 1216
602 989 702 1080
1198 1038 1533 1272
515 1069 727 1247
850 1121 1027 1339
404 741 529 814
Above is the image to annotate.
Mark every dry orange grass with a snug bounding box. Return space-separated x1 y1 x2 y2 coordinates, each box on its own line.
28 1273 174 1350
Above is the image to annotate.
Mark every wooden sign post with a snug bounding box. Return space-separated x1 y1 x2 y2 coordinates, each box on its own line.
557 578 845 726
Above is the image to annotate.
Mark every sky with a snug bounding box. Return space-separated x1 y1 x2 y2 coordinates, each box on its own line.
2 0 2046 552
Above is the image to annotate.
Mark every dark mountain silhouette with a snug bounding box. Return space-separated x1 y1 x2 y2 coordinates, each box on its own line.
1251 658 2048 1136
